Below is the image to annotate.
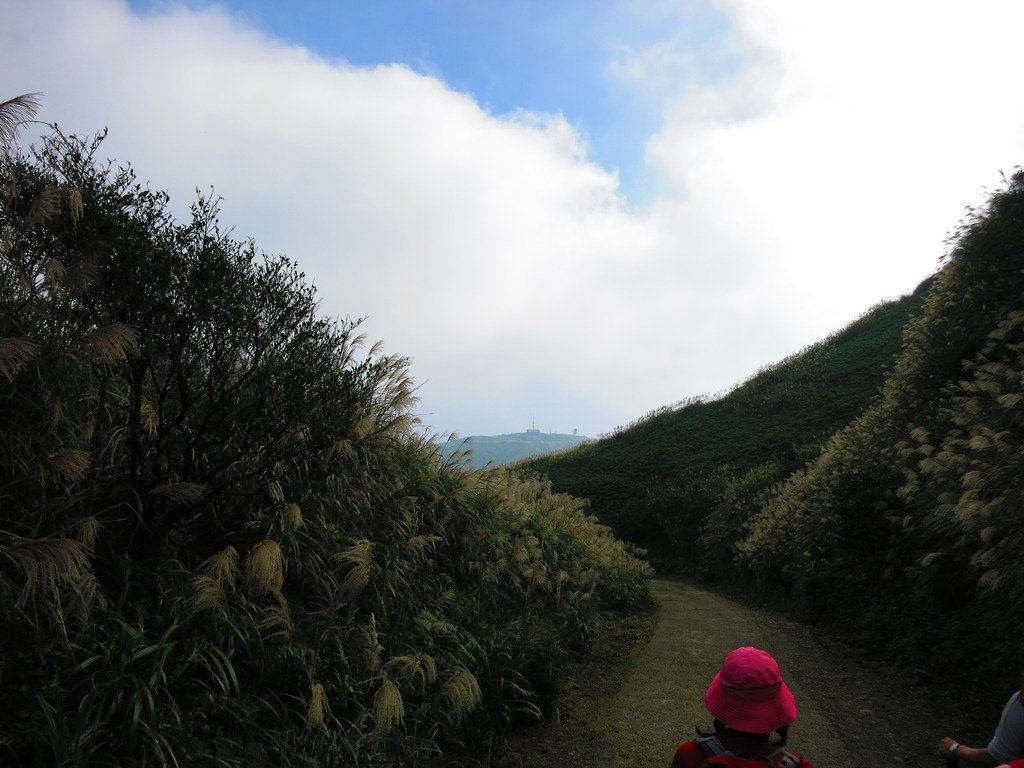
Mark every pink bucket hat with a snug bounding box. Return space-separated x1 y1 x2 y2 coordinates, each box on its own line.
704 647 798 733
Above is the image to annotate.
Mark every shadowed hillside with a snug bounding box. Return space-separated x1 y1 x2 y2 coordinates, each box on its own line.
519 280 931 557
527 169 1024 710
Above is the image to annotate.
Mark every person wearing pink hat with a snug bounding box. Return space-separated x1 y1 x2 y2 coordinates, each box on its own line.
670 647 814 768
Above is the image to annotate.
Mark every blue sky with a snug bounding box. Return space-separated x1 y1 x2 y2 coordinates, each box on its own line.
4 0 1024 439
129 0 739 203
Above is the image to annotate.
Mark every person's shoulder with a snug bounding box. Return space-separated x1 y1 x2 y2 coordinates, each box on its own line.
671 739 706 768
1001 690 1024 719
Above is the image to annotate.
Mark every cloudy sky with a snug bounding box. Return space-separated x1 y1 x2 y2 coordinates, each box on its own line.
3 0 1023 439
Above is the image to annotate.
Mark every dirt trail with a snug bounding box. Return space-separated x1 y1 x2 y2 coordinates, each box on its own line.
501 578 967 768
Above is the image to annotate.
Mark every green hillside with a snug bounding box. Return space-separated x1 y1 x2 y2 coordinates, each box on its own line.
728 169 1024 702
520 280 931 554
441 431 591 469
528 169 1024 706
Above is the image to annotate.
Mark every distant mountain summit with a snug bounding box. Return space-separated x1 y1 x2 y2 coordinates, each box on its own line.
439 430 591 469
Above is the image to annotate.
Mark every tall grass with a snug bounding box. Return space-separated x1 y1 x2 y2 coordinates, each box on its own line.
0 106 651 766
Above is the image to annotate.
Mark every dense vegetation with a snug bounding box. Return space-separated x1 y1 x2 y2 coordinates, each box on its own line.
521 281 929 564
529 166 1024 704
735 169 1024 692
0 99 650 767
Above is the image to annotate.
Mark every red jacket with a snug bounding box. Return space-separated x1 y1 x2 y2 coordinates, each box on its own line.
670 735 813 768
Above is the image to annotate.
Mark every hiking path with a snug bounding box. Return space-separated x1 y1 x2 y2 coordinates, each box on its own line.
501 578 968 768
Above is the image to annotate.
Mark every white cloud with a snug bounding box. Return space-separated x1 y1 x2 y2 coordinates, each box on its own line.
2 0 1023 438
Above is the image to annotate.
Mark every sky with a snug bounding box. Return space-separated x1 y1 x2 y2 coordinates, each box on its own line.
3 0 1023 440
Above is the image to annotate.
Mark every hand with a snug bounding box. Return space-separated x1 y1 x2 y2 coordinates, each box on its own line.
939 737 961 760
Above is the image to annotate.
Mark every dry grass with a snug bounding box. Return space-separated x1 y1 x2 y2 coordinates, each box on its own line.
78 323 139 365
140 401 160 438
364 616 383 672
283 502 303 532
26 186 61 226
245 539 284 594
191 546 240 613
150 482 207 503
0 93 40 147
191 575 228 613
373 678 404 735
45 449 90 483
0 336 40 380
262 589 292 639
442 669 482 723
306 683 326 730
68 187 83 225
42 257 97 293
387 653 438 692
339 539 373 603
3 537 89 608
76 516 101 550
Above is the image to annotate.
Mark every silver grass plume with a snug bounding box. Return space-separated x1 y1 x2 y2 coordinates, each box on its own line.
442 669 482 723
306 683 326 730
26 186 61 226
44 450 90 483
68 187 83 225
140 401 160 438
364 615 383 672
387 652 437 692
283 502 303 533
191 545 239 613
0 93 40 147
261 589 291 639
3 536 89 610
373 677 404 735
0 337 40 381
339 539 373 603
150 482 207 503
245 539 284 594
76 516 101 550
78 323 139 365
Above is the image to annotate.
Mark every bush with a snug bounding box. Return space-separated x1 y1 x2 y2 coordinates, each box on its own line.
0 106 651 766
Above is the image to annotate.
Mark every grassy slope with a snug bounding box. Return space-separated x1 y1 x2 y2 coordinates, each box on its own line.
521 278 932 526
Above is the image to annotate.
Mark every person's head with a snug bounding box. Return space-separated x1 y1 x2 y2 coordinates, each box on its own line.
704 647 798 736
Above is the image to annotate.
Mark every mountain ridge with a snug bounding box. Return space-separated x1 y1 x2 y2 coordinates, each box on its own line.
442 430 591 469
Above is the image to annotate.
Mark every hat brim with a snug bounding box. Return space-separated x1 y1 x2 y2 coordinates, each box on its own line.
705 671 798 733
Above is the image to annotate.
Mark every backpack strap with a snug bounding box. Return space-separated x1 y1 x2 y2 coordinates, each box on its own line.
696 737 728 757
697 737 801 768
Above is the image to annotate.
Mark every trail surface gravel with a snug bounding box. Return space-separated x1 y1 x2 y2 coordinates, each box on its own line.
501 578 971 768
